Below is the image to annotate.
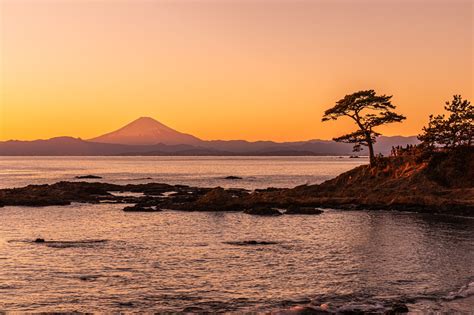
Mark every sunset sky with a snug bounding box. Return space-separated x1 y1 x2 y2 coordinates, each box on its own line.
0 0 472 142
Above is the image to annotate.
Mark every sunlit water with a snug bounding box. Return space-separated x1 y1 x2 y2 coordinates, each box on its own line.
0 156 367 190
0 157 472 313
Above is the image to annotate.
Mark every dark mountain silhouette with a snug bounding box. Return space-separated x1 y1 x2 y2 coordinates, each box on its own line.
0 137 222 156
0 117 419 156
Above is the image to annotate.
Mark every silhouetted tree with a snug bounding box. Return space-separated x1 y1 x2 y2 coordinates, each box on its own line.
418 95 473 149
322 90 406 166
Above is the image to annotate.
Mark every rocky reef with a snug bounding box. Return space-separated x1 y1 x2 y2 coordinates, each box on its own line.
0 147 472 216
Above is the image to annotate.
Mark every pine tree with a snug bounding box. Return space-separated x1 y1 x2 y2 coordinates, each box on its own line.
418 95 473 149
322 90 406 166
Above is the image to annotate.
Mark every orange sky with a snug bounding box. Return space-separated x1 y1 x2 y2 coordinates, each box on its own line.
0 0 472 142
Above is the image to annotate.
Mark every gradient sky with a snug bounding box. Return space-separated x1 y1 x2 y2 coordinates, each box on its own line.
0 0 472 142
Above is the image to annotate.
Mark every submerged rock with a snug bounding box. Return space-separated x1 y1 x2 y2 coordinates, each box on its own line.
75 175 102 179
244 207 283 216
285 206 324 215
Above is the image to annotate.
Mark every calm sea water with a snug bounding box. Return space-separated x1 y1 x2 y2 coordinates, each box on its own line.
0 157 473 313
0 156 368 190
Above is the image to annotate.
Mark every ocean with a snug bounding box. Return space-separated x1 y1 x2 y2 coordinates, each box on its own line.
0 156 368 190
0 156 472 313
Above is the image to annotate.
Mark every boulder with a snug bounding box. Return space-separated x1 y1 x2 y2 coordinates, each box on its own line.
34 238 45 243
244 207 282 216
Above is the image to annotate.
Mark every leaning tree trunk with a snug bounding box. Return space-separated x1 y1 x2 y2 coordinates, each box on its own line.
366 135 376 166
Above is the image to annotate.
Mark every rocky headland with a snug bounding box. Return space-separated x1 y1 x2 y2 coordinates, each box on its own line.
0 147 472 216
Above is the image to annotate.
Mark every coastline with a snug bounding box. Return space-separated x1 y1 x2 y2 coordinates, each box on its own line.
0 157 472 313
1 148 472 216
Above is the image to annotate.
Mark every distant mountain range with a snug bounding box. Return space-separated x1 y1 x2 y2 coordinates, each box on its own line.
0 117 419 156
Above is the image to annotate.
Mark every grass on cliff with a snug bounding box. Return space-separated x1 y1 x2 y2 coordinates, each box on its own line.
279 146 474 210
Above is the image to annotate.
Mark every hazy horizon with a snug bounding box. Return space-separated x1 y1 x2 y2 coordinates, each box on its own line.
1 0 472 142
0 115 420 143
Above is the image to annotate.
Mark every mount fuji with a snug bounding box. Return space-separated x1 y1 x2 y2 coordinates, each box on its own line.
90 117 202 145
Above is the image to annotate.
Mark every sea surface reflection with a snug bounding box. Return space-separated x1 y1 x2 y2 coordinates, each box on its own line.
0 205 472 312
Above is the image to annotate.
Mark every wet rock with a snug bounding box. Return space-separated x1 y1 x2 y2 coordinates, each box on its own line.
133 197 163 207
167 193 201 204
75 175 102 179
34 238 45 243
0 182 120 207
189 187 243 211
123 205 162 212
244 207 283 216
225 176 243 180
285 206 324 215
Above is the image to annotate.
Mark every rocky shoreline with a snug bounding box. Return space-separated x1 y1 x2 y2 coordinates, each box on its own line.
0 148 472 216
0 181 325 216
